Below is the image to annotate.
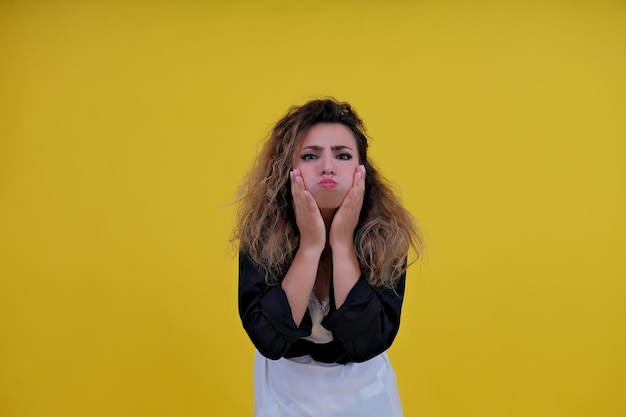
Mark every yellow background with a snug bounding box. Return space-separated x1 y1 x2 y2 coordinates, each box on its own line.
1 1 625 416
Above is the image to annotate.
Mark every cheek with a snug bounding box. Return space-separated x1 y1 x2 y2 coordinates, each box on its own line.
300 170 315 189
292 157 310 174
291 162 311 185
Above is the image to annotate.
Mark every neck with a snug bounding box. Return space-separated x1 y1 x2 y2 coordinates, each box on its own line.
320 208 337 230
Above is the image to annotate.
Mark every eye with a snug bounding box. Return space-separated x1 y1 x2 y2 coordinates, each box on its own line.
301 154 317 160
336 153 352 160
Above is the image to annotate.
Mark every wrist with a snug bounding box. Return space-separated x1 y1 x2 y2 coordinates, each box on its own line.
296 242 325 258
329 240 356 256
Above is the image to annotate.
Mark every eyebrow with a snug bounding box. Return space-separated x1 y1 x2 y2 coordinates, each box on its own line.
301 145 353 152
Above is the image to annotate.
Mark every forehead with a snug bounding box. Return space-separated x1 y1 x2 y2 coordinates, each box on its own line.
297 123 357 149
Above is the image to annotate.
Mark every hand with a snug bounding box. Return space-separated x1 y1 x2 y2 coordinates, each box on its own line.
290 169 326 252
329 165 366 250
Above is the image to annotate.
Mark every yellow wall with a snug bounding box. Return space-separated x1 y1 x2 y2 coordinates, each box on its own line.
1 1 625 416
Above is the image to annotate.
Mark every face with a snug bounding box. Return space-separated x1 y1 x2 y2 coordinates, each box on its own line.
292 123 360 211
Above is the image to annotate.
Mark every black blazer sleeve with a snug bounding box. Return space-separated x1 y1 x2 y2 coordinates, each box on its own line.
322 269 405 363
238 252 406 364
238 253 313 360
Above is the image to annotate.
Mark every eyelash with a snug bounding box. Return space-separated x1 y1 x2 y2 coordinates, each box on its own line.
300 153 352 161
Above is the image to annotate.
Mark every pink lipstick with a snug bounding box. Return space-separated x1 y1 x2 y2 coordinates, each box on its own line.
319 179 337 189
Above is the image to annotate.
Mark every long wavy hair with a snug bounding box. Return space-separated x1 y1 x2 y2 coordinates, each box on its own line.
233 98 423 287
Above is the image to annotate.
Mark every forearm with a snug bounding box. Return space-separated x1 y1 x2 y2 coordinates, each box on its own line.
331 243 360 308
280 246 323 326
322 272 406 362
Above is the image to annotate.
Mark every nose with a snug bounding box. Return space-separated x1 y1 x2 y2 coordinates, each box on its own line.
321 154 335 176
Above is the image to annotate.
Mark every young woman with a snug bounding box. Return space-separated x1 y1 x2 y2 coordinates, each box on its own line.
234 98 422 417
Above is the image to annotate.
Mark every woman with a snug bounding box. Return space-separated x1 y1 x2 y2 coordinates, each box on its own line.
234 98 422 417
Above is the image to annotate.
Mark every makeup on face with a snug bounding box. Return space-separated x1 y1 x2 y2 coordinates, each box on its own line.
292 123 360 210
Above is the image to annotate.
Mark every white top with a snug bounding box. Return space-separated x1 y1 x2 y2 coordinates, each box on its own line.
302 295 333 344
252 295 403 417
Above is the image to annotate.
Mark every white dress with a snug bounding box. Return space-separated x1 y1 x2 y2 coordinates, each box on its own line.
252 295 403 417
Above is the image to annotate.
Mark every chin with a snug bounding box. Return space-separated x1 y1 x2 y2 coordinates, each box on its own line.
312 190 348 211
314 197 342 211
317 203 340 211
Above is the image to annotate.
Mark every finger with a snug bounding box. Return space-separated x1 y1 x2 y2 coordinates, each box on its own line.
291 170 320 219
303 190 320 214
290 169 300 192
294 169 310 194
336 188 357 217
359 165 366 187
356 165 366 190
290 170 300 200
293 169 310 195
290 170 308 212
348 167 365 203
342 170 365 213
349 187 364 210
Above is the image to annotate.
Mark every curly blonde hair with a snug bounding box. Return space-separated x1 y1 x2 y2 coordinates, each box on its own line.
233 98 423 287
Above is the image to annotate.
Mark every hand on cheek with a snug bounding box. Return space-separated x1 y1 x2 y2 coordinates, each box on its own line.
290 169 326 252
329 165 366 249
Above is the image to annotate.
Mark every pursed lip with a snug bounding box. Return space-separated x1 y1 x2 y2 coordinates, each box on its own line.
318 178 337 189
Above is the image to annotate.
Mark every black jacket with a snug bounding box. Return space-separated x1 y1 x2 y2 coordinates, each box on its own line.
238 253 405 364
